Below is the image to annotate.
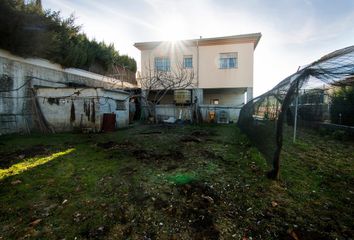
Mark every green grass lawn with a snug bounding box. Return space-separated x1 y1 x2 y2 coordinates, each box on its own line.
0 124 353 239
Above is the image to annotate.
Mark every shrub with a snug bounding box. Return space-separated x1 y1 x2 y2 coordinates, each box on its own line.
331 130 347 141
330 86 354 126
0 0 136 73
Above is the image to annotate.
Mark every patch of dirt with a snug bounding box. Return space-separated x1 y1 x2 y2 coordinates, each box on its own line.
0 145 52 169
139 130 163 135
120 166 138 176
77 202 130 239
201 149 224 161
180 130 217 144
180 135 202 143
279 228 332 240
80 225 109 239
108 224 132 239
96 141 117 149
129 186 151 205
132 148 185 165
165 164 179 171
97 140 135 151
178 181 220 204
153 197 169 210
190 130 216 138
177 181 220 239
103 180 221 239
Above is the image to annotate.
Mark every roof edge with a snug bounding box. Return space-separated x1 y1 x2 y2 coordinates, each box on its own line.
134 32 262 50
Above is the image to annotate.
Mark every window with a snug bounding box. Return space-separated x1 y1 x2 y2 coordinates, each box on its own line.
211 99 219 105
116 100 126 110
155 57 170 71
183 55 193 68
219 52 237 69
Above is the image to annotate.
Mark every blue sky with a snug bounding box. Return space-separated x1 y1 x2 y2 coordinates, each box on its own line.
42 0 354 96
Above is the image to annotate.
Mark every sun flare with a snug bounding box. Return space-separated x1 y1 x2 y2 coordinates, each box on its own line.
158 15 185 41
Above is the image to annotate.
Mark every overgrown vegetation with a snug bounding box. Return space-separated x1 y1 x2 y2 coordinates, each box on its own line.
330 86 354 126
0 0 136 74
0 124 353 239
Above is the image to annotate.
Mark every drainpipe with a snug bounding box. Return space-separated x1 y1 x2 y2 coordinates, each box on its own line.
197 37 200 88
196 37 200 123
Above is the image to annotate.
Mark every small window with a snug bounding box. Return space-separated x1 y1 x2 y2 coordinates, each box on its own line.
155 57 170 72
116 100 126 110
219 52 237 69
183 55 193 68
211 99 219 105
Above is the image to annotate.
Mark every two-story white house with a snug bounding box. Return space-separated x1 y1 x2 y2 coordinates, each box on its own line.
134 33 261 123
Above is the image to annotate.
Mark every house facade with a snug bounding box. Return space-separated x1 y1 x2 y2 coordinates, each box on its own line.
134 33 261 122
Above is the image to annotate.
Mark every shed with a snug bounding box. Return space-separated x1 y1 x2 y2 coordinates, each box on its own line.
35 87 129 132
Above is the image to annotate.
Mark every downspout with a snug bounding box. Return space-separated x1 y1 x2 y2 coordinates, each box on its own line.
197 38 200 88
196 38 200 123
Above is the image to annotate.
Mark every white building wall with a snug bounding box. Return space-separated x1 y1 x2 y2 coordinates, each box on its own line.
155 105 192 121
98 90 129 128
35 88 129 132
203 88 245 106
0 50 131 134
139 41 254 90
199 42 254 89
141 43 197 75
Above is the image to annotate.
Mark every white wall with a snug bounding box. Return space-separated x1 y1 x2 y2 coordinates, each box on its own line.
203 88 246 105
155 105 192 121
98 90 129 128
139 41 254 89
199 42 254 89
35 88 129 132
0 50 131 134
141 42 197 74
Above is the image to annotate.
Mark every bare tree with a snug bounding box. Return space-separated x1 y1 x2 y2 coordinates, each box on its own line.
139 59 195 121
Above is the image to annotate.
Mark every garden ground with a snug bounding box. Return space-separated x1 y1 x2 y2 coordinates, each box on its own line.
0 124 353 239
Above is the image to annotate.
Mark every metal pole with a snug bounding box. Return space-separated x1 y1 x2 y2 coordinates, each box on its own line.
293 66 301 143
293 81 299 143
196 37 200 123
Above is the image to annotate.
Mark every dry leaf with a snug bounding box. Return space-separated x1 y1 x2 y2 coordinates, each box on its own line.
29 219 42 226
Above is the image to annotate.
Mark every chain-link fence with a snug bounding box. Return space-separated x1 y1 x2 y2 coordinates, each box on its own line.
238 46 354 179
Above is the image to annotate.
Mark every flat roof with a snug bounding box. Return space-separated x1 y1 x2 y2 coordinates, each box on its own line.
0 49 137 89
34 86 130 95
134 33 262 50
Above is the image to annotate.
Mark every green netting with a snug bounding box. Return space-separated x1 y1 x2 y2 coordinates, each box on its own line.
238 46 354 178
